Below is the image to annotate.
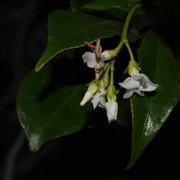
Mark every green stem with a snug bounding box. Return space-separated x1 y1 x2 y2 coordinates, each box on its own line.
121 3 143 40
105 4 143 83
103 63 110 73
115 3 143 53
124 39 134 60
110 61 115 85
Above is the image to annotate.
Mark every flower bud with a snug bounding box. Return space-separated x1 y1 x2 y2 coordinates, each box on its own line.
80 81 98 106
107 85 119 101
80 91 94 106
102 49 117 60
125 59 141 76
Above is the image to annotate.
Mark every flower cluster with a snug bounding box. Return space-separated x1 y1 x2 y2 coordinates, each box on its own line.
80 40 119 123
80 39 158 123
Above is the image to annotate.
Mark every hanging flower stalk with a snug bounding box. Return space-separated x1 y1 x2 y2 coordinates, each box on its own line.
80 3 158 123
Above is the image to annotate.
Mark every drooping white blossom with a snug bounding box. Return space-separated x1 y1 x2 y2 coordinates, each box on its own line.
119 73 158 99
105 101 118 123
91 89 106 109
105 85 119 123
80 82 98 106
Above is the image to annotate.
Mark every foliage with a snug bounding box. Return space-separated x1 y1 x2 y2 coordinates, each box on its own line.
16 0 180 170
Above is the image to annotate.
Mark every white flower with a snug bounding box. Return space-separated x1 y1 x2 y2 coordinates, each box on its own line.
82 39 104 67
82 39 105 79
104 85 119 123
91 90 106 109
118 73 158 99
105 101 118 123
82 51 105 69
80 82 98 106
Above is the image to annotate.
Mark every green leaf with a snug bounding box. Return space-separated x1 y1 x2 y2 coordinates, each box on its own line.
126 30 180 169
16 66 92 151
35 9 123 72
70 0 93 11
81 0 144 14
117 91 131 128
175 57 180 106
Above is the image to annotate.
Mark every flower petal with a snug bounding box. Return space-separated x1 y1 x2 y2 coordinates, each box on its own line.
96 59 105 68
134 90 144 96
119 77 140 89
105 101 118 122
99 96 106 109
139 82 158 91
123 89 135 99
82 52 96 68
91 92 100 109
80 91 93 106
135 73 158 91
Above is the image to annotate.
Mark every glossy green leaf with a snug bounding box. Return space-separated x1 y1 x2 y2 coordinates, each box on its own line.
16 66 92 151
126 30 180 169
35 9 123 72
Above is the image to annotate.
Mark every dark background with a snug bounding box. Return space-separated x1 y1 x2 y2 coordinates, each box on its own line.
0 0 180 179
